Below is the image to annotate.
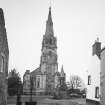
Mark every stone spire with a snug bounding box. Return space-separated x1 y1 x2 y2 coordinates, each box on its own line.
0 8 9 56
0 8 5 27
45 7 54 36
61 65 65 77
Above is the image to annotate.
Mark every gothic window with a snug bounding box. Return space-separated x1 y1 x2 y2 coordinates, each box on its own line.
36 77 40 88
34 81 36 88
0 56 4 72
88 75 91 85
95 86 99 98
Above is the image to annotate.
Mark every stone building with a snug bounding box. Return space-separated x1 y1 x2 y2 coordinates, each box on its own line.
0 8 9 105
23 7 66 95
87 38 105 105
23 70 31 94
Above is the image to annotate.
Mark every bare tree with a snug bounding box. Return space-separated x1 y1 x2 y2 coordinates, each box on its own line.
69 75 83 89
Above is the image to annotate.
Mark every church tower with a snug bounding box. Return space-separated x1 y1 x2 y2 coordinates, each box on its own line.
40 7 58 75
28 6 66 95
40 7 58 94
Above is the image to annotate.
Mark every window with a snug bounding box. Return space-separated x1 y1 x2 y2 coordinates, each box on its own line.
95 86 99 98
0 56 4 72
36 77 40 88
88 75 91 85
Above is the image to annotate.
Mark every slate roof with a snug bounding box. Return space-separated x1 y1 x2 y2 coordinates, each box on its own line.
31 67 42 76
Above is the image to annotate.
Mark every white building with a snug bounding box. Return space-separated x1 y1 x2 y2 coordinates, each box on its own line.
87 38 105 105
100 47 105 105
87 38 100 102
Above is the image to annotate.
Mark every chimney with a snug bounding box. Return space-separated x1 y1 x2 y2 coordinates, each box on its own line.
92 38 101 59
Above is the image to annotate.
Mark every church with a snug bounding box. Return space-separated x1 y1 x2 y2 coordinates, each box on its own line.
23 7 66 95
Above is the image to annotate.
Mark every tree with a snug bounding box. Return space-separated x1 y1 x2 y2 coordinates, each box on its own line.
8 69 23 96
69 75 83 89
67 75 85 98
53 81 68 99
58 82 68 91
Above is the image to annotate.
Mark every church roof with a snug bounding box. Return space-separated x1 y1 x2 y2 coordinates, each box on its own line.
31 67 42 76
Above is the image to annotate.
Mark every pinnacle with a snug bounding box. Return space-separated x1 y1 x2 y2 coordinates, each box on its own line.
0 8 5 26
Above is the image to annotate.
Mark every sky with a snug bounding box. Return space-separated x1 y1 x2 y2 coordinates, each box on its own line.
0 0 105 85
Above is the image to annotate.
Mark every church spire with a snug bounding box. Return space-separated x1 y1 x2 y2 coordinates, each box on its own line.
45 6 54 36
61 65 65 77
48 7 52 23
0 8 5 27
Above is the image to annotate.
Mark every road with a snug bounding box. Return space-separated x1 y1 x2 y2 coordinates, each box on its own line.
7 96 86 105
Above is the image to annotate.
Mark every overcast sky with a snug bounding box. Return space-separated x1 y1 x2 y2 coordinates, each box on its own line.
0 0 105 84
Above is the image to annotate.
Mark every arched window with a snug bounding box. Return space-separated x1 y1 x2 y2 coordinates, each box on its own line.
0 56 4 72
36 77 40 88
95 86 99 98
88 75 91 85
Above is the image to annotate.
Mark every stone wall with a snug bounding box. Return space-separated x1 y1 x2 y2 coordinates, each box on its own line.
0 8 9 105
0 73 7 105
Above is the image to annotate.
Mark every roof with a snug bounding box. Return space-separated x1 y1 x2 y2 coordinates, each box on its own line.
101 47 105 53
31 67 42 76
